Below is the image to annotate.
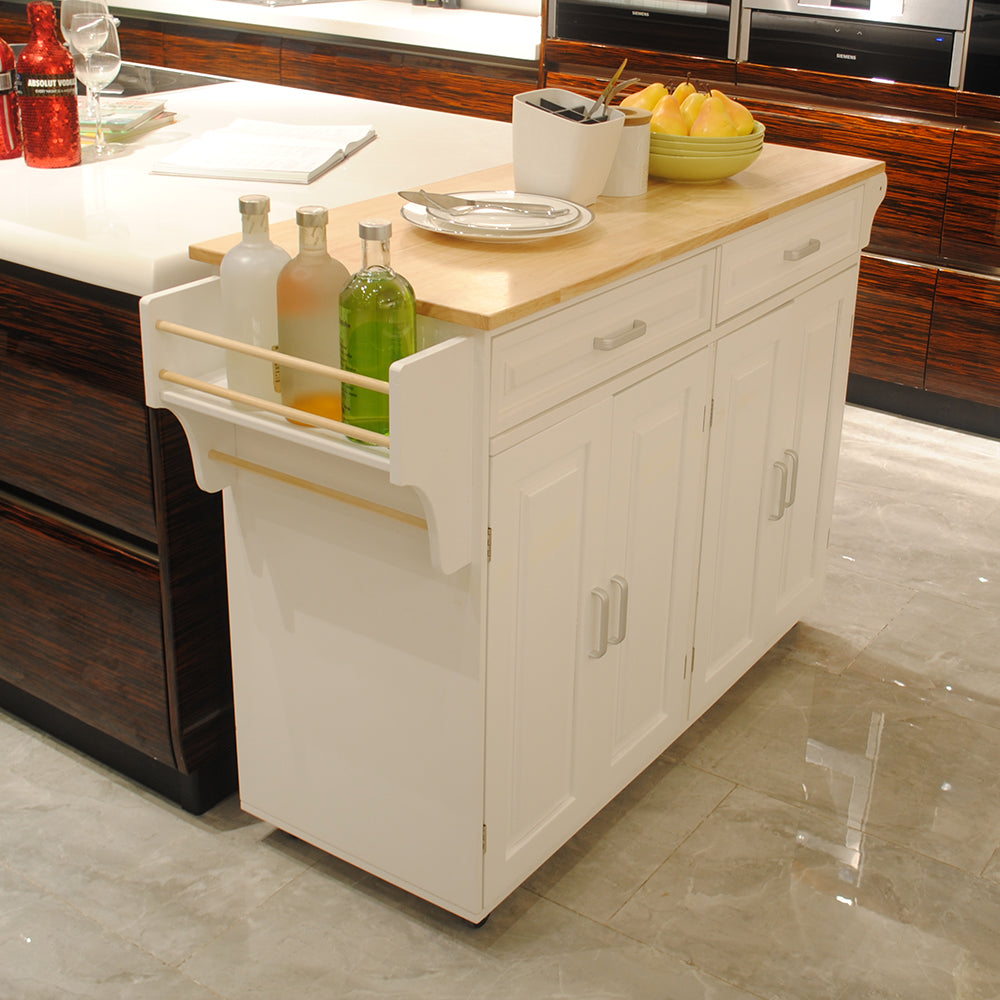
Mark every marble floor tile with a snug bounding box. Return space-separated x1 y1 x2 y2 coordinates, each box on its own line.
610 785 1000 1000
848 590 1000 730
670 647 1000 877
524 757 734 923
0 865 222 1000
829 480 999 609
776 561 915 673
182 857 760 1000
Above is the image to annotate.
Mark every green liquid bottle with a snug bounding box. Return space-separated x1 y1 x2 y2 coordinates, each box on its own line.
339 219 416 439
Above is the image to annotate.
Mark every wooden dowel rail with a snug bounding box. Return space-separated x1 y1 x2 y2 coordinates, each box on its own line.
158 369 390 449
155 319 391 395
208 450 427 530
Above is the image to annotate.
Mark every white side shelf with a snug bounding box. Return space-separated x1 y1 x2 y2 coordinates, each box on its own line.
139 275 476 575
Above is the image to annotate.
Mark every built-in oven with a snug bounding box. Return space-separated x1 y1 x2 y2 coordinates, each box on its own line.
737 0 970 87
963 0 1000 93
549 0 742 61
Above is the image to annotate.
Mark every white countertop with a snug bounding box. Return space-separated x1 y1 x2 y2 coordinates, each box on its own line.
0 79 513 295
113 0 542 62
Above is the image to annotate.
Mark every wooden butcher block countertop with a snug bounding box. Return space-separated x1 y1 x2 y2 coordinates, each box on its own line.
189 147 885 331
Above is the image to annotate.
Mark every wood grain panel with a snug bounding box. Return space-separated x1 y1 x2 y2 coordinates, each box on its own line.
281 39 403 102
162 25 281 85
0 263 156 542
940 128 1000 268
112 15 164 68
736 62 958 117
925 269 1000 407
743 102 952 261
0 1 27 42
399 65 533 122
850 254 935 386
956 90 1000 121
543 38 737 88
0 494 174 763
148 410 233 775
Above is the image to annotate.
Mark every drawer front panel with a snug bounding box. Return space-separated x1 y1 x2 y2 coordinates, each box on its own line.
718 187 864 322
0 265 156 541
0 494 173 763
491 250 715 432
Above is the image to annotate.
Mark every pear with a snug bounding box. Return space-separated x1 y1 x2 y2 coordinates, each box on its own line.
679 91 708 132
620 82 667 112
672 77 697 105
689 96 738 137
649 94 688 135
710 89 755 136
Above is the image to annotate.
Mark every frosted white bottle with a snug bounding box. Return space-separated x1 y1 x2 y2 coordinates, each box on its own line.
220 194 291 403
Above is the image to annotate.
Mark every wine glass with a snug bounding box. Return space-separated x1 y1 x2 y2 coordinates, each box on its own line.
60 0 109 117
70 12 121 159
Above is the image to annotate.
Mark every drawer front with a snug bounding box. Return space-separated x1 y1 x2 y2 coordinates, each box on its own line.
718 187 864 322
491 250 715 432
0 494 173 763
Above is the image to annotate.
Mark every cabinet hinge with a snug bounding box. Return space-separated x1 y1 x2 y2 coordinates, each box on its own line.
482 823 488 853
487 527 492 561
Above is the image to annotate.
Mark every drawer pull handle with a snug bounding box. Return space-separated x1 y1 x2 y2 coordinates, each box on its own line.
769 461 789 521
590 587 610 659
609 574 629 645
593 319 647 352
783 238 821 262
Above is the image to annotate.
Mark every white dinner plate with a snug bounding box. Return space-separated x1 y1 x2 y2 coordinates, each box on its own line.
401 197 594 243
422 190 582 232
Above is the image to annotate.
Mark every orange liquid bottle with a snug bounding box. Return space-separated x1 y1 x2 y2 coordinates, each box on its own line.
276 205 350 423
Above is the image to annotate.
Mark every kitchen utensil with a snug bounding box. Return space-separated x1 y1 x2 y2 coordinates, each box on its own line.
418 190 583 232
399 190 571 217
583 59 627 121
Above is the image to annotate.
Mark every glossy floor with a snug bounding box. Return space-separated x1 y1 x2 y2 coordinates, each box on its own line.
3 404 999 1000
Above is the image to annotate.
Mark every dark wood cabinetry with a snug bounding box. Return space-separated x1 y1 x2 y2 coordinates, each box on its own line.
0 260 235 813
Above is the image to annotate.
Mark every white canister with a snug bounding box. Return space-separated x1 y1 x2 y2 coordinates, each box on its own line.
601 108 652 197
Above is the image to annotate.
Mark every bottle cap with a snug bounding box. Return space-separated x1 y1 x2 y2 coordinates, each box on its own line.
296 205 328 227
359 219 392 240
238 194 270 215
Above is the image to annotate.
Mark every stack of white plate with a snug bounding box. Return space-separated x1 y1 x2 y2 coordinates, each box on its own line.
399 191 594 243
649 121 766 182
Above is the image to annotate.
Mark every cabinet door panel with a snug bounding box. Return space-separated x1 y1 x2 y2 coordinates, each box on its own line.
605 351 712 778
693 308 785 715
940 129 1000 269
162 26 281 84
484 400 612 905
925 269 1000 408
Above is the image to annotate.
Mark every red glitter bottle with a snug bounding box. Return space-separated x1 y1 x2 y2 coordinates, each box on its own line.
15 1 81 168
0 34 19 159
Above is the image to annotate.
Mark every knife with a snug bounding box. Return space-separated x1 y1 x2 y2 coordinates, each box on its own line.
399 190 571 217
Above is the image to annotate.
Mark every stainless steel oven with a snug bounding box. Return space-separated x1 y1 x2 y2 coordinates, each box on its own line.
549 0 742 61
737 0 970 86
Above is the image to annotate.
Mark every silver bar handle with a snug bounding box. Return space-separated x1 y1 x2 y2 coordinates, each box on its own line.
783 238 821 262
589 587 610 659
593 319 647 352
769 461 788 521
608 574 629 645
783 448 799 509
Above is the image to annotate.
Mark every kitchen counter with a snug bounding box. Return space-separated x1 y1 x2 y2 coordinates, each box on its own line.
4 0 542 62
191 146 885 330
0 78 513 295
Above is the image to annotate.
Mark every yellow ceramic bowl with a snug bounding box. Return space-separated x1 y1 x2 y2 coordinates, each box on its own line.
649 121 766 154
649 140 764 158
648 146 762 181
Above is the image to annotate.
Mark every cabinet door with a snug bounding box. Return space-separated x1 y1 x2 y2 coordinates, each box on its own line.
483 399 613 906
691 271 855 718
602 350 712 790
